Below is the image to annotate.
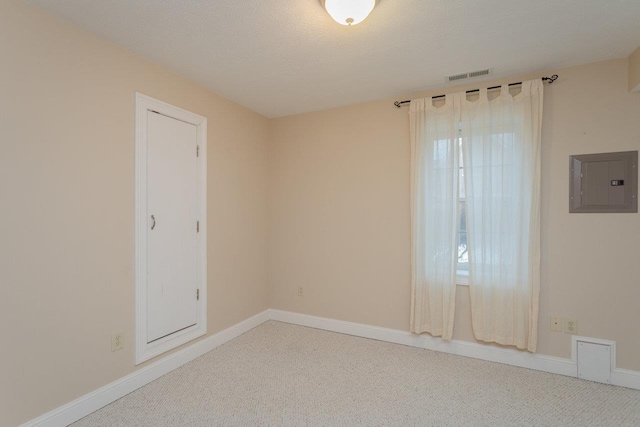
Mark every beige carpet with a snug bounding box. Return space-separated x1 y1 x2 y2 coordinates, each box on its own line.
73 321 640 426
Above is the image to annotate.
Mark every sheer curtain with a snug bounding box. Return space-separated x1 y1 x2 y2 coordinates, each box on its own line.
409 95 461 340
461 80 543 351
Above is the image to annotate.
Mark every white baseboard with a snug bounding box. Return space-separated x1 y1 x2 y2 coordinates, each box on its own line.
22 310 271 427
22 307 640 426
611 368 640 390
269 309 640 389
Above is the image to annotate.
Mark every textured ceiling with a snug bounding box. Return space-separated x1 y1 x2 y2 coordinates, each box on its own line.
28 0 640 118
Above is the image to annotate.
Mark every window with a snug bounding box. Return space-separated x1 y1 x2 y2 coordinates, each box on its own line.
456 137 469 284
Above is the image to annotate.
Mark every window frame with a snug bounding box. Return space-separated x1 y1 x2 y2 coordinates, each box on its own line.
456 133 469 286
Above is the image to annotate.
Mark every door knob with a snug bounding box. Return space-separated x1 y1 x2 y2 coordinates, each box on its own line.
151 215 156 230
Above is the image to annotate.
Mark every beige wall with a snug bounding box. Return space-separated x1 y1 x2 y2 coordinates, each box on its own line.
629 46 640 92
269 58 640 372
0 1 269 425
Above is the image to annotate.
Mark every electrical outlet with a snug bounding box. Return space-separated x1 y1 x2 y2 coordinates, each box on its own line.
111 332 124 352
297 286 304 297
550 317 562 332
564 318 578 335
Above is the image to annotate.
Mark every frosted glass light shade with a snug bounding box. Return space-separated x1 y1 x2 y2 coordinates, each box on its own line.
322 0 377 26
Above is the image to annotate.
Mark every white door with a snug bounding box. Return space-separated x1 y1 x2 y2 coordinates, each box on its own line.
135 93 206 364
146 111 199 343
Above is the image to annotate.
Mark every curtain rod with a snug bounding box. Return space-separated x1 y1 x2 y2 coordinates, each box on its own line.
393 74 558 108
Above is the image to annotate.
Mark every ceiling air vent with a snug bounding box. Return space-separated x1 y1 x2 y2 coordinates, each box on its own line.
448 73 469 82
469 69 491 78
446 68 492 82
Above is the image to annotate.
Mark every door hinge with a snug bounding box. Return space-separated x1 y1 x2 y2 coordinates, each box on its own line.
197 220 200 232
196 289 200 300
197 145 200 157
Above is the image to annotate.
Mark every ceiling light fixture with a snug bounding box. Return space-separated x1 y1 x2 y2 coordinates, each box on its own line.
321 0 378 26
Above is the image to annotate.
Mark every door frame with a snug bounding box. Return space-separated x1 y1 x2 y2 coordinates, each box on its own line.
134 93 207 365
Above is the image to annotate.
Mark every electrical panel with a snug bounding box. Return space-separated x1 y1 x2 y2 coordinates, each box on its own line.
569 151 638 213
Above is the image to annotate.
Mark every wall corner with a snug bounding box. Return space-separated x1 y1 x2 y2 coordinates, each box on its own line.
629 46 640 93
